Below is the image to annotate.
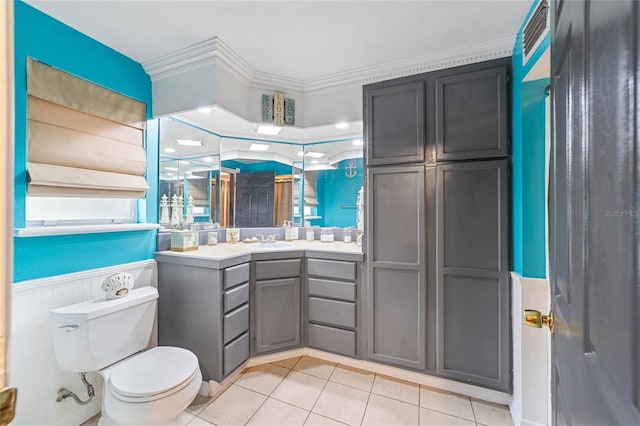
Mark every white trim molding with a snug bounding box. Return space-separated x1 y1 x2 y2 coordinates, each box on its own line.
14 223 160 238
143 34 515 96
202 347 512 406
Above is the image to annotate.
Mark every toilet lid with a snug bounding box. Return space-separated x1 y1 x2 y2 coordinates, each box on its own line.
110 346 199 398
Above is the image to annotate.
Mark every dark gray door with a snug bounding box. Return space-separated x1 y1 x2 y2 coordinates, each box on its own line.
435 66 508 161
365 81 425 165
366 165 427 370
435 160 510 391
254 278 301 354
550 1 640 424
235 171 275 227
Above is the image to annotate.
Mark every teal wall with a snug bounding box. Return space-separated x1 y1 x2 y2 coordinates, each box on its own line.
13 2 158 282
512 0 550 278
316 159 363 227
222 160 292 176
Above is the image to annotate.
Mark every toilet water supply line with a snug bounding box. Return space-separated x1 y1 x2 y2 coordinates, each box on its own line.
56 372 95 405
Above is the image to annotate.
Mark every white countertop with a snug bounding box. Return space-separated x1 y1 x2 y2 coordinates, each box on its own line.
156 240 363 262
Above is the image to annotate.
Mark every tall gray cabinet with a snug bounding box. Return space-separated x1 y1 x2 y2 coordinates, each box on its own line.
364 58 511 392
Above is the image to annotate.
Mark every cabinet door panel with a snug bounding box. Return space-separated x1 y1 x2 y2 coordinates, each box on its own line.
435 66 508 161
255 278 301 354
368 268 426 369
436 160 510 390
365 81 425 165
367 165 427 370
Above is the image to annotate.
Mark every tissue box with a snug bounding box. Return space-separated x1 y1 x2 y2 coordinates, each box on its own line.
170 230 199 252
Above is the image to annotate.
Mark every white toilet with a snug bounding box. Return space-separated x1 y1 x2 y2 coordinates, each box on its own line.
50 286 202 426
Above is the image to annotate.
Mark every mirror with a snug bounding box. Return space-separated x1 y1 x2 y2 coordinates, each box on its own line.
158 117 221 225
300 139 364 227
158 113 364 229
220 138 300 228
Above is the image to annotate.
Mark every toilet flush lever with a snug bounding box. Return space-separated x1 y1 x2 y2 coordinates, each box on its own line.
59 324 79 332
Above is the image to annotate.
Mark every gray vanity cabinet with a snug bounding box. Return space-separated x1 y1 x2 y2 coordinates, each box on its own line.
306 258 361 358
365 165 428 370
253 258 302 354
157 259 250 382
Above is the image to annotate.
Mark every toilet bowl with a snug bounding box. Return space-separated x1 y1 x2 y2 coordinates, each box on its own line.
50 286 202 426
98 347 202 426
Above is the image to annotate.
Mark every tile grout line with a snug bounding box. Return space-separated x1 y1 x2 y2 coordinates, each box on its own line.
470 397 478 424
359 373 376 426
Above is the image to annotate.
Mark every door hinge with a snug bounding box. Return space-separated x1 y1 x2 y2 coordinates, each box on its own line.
0 387 17 425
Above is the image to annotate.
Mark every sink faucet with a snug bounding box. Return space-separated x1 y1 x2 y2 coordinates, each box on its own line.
256 234 277 243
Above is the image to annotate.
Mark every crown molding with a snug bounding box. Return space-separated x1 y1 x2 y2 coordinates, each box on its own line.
143 34 515 96
303 35 516 94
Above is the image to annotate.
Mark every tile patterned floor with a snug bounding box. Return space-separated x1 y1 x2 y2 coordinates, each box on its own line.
82 356 514 426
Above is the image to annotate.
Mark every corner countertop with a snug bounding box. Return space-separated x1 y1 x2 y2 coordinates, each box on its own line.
155 240 364 269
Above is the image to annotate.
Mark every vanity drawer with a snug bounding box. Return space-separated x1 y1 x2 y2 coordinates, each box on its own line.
224 283 249 313
224 263 249 289
223 304 249 345
307 259 356 281
308 323 356 358
308 297 356 329
224 332 249 376
308 278 356 302
255 259 301 280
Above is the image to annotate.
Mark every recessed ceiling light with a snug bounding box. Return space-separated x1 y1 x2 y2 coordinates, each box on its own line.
352 138 364 146
164 147 176 153
249 143 270 151
203 157 214 162
312 160 319 164
335 122 349 129
304 151 325 158
256 125 283 135
164 166 178 171
176 138 203 146
197 107 212 114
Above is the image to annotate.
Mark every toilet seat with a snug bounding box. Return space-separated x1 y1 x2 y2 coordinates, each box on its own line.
108 346 199 403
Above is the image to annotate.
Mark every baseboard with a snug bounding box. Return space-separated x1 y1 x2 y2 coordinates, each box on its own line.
204 348 512 405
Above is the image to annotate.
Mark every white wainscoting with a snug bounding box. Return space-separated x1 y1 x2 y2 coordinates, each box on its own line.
10 260 156 426
510 272 550 426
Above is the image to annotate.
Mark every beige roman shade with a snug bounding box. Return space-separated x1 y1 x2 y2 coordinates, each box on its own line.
26 58 149 198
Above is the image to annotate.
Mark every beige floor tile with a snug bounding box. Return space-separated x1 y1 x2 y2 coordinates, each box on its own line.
293 356 337 379
188 416 217 426
234 363 289 395
186 394 214 415
246 398 309 426
312 381 370 426
272 370 327 410
419 386 474 421
304 413 348 426
362 393 420 426
329 365 375 392
199 384 267 426
420 408 476 426
471 399 514 426
179 411 196 425
273 356 302 369
371 374 420 405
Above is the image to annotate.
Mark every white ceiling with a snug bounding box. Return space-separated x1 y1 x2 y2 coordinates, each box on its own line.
24 0 530 82
26 0 530 149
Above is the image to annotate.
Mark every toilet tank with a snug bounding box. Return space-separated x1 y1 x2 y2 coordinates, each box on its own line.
50 286 158 373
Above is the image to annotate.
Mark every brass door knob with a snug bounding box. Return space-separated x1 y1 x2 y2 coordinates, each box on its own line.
524 309 554 333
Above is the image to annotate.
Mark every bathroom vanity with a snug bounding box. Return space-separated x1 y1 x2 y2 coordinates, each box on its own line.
155 241 364 383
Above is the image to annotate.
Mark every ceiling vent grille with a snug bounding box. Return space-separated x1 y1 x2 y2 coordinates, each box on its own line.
523 0 549 63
